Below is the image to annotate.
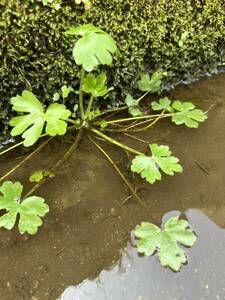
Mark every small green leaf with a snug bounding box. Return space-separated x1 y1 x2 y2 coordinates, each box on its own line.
10 91 72 146
88 109 101 121
137 71 165 93
134 216 197 271
100 120 108 129
151 97 172 112
172 101 207 128
82 73 109 97
61 85 74 99
131 144 182 184
65 24 117 72
53 92 60 102
125 94 143 117
0 181 49 235
29 170 54 183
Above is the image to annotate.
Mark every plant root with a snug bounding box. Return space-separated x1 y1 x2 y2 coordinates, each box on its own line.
88 134 148 209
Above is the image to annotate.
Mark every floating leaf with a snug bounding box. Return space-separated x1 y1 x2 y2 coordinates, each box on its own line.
131 144 182 184
134 216 197 271
10 90 71 146
151 97 173 112
137 71 166 93
0 181 49 235
172 101 207 128
82 73 109 97
125 94 143 117
65 24 117 72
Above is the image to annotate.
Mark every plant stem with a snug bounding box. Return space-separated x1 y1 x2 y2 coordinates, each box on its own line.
99 90 150 117
24 129 83 198
123 133 149 144
0 137 53 183
79 68 85 120
124 110 165 132
88 135 147 209
95 113 173 126
85 95 94 118
136 90 151 104
89 128 143 156
0 126 76 157
67 119 80 126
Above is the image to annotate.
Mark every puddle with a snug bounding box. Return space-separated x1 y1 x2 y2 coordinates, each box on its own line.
59 209 225 300
0 73 225 299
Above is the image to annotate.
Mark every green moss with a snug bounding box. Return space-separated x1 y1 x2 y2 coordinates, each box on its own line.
0 0 225 135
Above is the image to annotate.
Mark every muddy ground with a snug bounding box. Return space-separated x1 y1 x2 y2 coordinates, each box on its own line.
0 73 224 299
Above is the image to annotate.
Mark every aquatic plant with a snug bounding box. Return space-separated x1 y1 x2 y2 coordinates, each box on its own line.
0 24 207 234
134 216 197 271
0 181 49 235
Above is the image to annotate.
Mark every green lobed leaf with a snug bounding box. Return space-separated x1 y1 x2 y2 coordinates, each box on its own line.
134 216 197 271
82 73 109 97
151 97 173 112
172 101 207 128
137 71 166 93
9 91 72 146
65 24 117 72
131 143 182 184
29 170 54 183
0 181 49 235
61 85 74 99
125 94 143 117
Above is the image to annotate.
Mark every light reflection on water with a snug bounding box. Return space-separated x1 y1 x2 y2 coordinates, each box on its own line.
59 209 225 300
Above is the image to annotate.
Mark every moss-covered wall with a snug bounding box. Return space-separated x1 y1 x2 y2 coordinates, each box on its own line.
0 0 225 135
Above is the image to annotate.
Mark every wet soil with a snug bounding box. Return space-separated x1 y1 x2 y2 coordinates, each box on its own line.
0 73 225 300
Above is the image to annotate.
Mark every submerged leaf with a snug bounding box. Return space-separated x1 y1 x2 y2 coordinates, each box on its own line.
29 170 54 183
82 73 109 97
131 144 182 184
0 181 49 235
134 217 197 271
172 101 207 128
10 91 71 146
65 24 117 72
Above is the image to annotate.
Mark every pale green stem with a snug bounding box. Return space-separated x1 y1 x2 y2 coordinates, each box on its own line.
79 68 85 120
89 128 143 156
0 137 53 183
85 95 95 118
95 113 173 126
136 90 151 104
99 90 150 117
0 126 76 157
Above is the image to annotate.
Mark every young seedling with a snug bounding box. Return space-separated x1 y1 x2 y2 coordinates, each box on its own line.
134 216 197 271
0 23 208 234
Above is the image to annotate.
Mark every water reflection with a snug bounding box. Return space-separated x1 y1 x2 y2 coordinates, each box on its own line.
60 209 225 300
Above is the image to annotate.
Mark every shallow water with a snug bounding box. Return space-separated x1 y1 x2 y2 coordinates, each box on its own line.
0 73 225 299
60 209 225 300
